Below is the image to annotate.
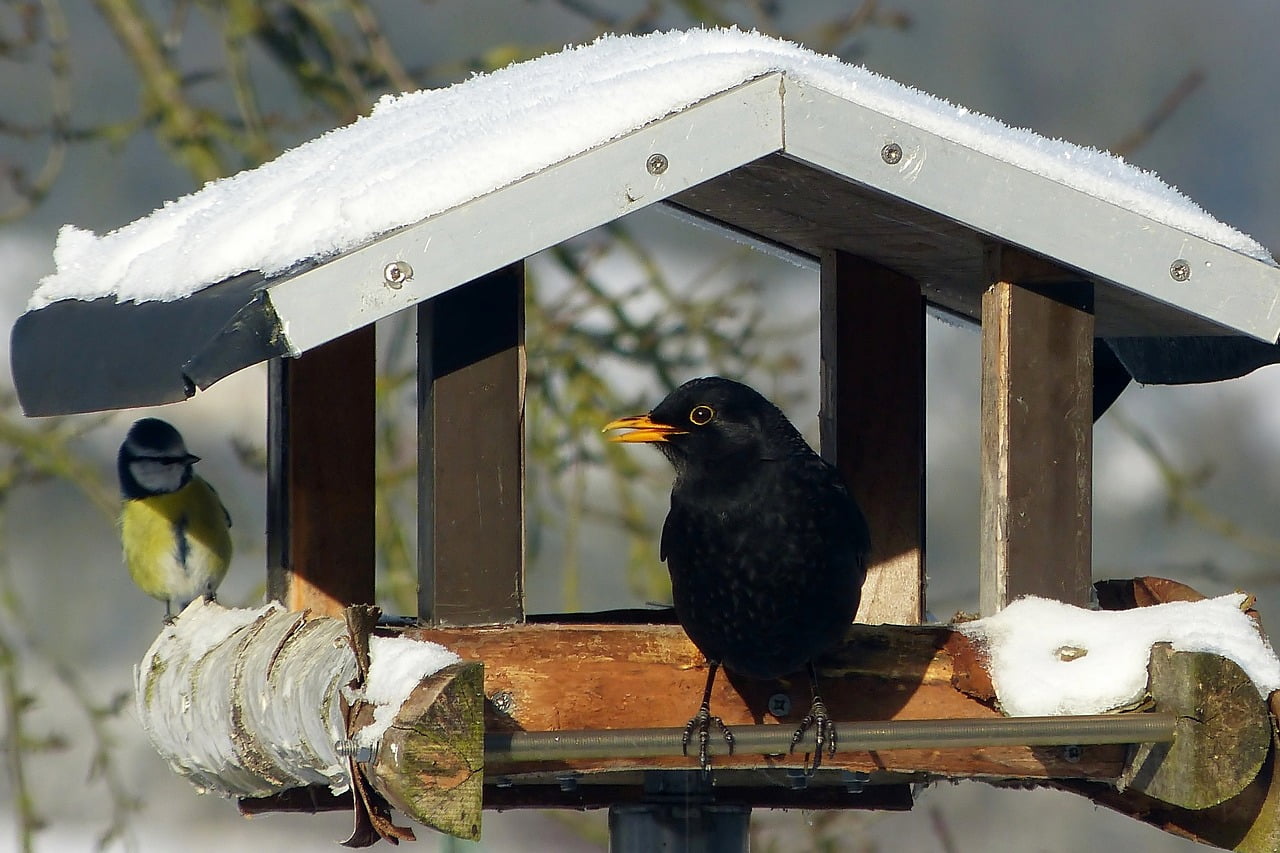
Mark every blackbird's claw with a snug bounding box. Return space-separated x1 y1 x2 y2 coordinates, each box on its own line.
790 695 838 775
682 702 734 772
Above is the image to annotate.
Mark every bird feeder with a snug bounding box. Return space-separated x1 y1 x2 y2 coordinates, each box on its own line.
11 30 1280 851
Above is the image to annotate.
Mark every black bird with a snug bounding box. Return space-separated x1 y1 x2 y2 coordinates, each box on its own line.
605 376 870 772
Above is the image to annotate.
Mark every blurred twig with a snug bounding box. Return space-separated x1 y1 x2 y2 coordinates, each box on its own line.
1111 68 1205 158
0 0 70 222
1111 409 1280 560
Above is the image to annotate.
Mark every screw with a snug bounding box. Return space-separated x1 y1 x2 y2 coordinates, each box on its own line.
557 774 579 792
494 777 514 789
646 153 669 175
1169 259 1191 282
334 739 376 763
768 693 792 718
1063 745 1083 763
383 260 413 289
785 768 809 790
881 142 903 165
491 690 515 714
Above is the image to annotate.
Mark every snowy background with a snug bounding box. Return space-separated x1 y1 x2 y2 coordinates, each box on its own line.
3 2 1280 851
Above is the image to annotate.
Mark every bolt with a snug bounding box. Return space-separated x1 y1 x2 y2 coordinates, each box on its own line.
785 768 809 790
767 693 792 718
1169 259 1191 282
646 153 669 175
491 690 515 714
557 774 579 792
383 260 413 289
881 142 903 165
1063 744 1083 763
334 739 376 763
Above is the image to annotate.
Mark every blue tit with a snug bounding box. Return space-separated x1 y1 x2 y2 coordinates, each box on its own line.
118 418 233 620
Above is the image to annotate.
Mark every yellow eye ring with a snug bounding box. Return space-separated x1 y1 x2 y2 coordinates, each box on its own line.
689 405 715 426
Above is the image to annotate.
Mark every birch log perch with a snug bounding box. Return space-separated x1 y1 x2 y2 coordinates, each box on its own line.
134 599 481 841
135 600 357 797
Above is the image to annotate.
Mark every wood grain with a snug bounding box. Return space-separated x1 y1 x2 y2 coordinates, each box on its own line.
979 246 1094 614
267 328 377 615
402 621 1128 781
418 263 525 626
820 250 925 626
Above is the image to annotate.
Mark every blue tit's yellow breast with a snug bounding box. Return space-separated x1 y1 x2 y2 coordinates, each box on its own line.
120 476 232 603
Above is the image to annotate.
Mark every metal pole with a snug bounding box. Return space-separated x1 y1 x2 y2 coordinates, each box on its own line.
487 712 1176 764
609 772 749 853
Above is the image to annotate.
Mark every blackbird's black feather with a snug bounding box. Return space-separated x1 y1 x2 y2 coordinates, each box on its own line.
607 376 870 772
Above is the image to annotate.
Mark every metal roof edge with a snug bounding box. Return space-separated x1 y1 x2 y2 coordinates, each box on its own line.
779 79 1280 343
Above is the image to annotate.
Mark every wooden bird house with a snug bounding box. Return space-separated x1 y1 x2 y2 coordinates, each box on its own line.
12 31 1280 851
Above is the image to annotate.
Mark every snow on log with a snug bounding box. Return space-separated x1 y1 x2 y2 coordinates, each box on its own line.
133 598 472 840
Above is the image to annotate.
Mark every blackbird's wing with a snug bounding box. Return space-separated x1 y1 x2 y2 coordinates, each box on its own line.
659 503 683 564
808 456 871 573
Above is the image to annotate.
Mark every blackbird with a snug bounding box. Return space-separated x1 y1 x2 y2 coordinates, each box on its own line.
605 376 869 772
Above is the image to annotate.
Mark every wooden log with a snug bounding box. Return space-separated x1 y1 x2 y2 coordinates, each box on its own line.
979 246 1094 614
267 328 376 615
819 250 925 626
404 621 1129 782
1055 578 1280 850
1061 734 1280 853
360 662 485 841
1120 646 1271 810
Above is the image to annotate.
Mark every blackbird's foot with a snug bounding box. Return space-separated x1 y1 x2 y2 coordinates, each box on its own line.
789 695 838 775
682 702 734 772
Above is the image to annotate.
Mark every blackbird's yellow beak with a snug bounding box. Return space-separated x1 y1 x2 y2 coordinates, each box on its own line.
602 414 687 443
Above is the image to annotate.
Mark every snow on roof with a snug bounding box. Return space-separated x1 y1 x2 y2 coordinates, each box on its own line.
29 27 1272 311
959 594 1280 717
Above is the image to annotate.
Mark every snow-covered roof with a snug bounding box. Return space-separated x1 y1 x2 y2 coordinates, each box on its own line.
29 28 1273 311
11 28 1280 415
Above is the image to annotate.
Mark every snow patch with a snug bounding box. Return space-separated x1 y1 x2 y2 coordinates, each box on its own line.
354 635 461 748
960 594 1280 716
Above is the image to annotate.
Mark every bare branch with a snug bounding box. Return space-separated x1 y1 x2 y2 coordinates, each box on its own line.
1111 68 1206 158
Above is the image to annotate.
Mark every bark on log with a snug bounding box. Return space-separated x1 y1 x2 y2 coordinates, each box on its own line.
134 599 481 841
135 600 355 797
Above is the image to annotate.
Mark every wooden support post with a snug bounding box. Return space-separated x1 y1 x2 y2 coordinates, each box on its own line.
820 250 925 626
267 327 377 615
980 246 1094 614
418 263 525 626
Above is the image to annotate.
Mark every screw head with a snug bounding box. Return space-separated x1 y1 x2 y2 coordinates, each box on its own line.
881 142 903 165
646 153 669 175
383 260 413 289
1169 259 1191 282
767 692 792 717
1063 744 1083 763
491 690 515 714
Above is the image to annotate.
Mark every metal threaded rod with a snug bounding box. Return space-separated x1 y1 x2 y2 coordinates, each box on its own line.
485 712 1177 763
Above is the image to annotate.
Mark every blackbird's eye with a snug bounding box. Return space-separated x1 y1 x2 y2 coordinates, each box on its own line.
689 405 715 426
